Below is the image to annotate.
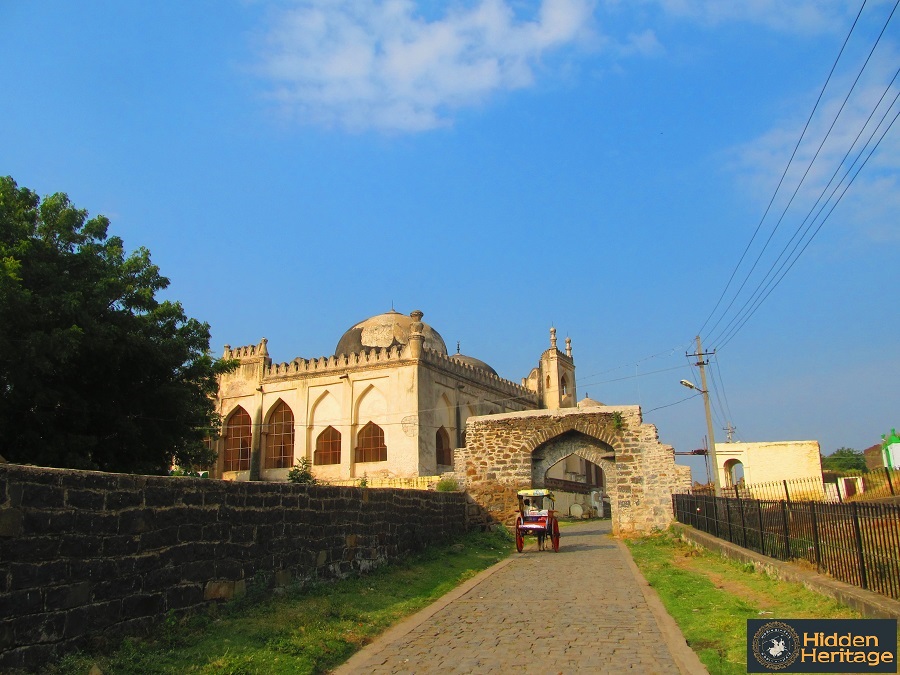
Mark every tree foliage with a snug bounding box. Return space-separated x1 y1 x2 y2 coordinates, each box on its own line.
0 176 233 474
821 447 867 474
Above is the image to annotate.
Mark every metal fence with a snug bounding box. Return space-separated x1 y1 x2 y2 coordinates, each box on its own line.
691 466 900 503
673 493 900 600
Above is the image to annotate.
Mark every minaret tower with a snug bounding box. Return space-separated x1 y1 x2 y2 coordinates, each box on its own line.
538 326 576 409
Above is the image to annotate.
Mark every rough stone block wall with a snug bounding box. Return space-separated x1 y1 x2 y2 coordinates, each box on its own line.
457 407 692 535
0 465 467 672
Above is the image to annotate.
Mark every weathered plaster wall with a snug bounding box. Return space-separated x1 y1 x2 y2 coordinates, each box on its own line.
0 465 467 672
416 357 538 476
458 406 691 534
714 440 822 487
218 343 423 481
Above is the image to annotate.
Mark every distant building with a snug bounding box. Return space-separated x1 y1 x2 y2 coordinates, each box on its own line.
882 429 900 469
713 440 822 490
863 443 883 471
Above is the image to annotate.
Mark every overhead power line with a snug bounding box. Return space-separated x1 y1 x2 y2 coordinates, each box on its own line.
716 102 900 350
698 0 900 350
695 0 871 340
708 1 900 349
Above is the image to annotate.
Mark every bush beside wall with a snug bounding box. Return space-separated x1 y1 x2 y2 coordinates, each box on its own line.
0 464 468 671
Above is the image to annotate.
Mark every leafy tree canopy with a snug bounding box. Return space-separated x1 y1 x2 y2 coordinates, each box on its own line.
0 176 233 474
821 447 867 473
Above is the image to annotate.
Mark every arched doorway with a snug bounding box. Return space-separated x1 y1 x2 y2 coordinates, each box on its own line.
723 458 744 488
531 430 616 517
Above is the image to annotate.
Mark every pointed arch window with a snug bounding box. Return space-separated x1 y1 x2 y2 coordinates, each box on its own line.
224 407 252 472
355 421 387 463
560 375 569 396
315 426 342 465
436 426 452 466
265 401 294 469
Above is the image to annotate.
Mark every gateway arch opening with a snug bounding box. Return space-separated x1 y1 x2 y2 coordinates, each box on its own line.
531 430 614 519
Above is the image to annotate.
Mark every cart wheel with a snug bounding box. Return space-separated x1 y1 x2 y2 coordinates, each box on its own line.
551 518 560 552
515 517 524 553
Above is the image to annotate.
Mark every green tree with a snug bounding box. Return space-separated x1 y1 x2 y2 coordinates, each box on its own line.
820 447 867 473
0 176 233 474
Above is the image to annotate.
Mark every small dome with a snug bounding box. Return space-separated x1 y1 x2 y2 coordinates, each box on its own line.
334 310 448 356
578 396 606 409
450 353 498 377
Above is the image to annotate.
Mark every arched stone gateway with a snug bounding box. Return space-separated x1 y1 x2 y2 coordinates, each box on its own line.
531 431 615 486
456 405 691 535
530 431 617 517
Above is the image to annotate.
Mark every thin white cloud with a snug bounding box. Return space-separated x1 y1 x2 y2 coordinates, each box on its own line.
730 57 900 244
250 1 884 133
619 29 664 57
639 0 861 34
255 0 597 132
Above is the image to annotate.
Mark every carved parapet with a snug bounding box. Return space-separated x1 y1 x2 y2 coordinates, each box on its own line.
223 339 271 364
420 349 539 403
262 344 409 380
247 340 536 408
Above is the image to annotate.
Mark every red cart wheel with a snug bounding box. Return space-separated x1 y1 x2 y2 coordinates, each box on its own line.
515 517 524 552
551 518 560 552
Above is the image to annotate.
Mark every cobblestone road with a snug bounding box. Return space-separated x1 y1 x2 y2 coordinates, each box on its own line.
334 520 705 675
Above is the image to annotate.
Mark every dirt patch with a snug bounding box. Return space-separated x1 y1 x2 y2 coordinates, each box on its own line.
670 550 778 612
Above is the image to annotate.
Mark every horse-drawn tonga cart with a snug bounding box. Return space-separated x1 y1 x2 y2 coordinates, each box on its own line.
515 488 560 552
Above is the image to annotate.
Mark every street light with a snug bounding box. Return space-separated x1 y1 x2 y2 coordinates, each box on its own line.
680 377 721 495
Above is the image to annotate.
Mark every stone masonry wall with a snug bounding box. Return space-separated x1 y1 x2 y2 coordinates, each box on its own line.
457 406 691 535
0 464 467 672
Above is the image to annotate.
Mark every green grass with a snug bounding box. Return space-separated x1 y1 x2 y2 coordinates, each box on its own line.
625 530 860 675
48 529 512 675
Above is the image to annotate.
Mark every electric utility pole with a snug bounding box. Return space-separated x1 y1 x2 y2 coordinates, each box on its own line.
691 336 721 496
723 422 737 442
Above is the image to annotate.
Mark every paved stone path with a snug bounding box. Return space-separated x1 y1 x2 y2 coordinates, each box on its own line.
334 521 706 674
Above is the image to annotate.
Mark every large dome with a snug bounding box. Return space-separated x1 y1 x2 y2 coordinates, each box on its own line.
334 310 448 356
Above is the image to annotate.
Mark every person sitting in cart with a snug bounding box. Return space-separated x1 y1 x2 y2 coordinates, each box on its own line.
523 498 542 517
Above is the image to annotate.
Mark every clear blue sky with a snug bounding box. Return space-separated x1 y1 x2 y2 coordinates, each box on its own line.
3 1 898 481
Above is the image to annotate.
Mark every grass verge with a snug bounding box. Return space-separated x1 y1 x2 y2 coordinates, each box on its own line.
48 528 511 675
625 529 860 675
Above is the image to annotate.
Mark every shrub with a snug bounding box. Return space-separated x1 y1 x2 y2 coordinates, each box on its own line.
287 458 317 485
435 477 459 492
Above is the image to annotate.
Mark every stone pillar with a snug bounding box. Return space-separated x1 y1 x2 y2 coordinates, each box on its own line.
249 391 263 481
408 310 424 358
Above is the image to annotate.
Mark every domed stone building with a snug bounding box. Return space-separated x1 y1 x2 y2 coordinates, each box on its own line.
213 309 578 483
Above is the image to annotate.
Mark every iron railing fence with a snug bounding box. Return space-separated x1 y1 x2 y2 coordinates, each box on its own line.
690 466 900 503
673 493 900 600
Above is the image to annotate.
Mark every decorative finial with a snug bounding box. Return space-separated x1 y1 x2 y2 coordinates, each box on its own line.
550 326 557 349
565 336 572 357
457 340 461 354
408 311 424 358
